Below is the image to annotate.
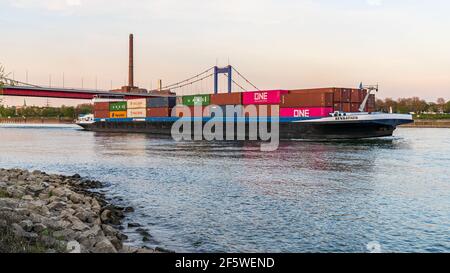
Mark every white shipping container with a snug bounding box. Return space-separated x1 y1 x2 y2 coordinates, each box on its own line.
127 98 147 109
127 108 146 118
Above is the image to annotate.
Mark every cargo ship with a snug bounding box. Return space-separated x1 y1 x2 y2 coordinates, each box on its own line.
76 87 414 140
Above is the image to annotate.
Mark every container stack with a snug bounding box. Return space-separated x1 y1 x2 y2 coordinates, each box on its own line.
281 88 334 118
127 99 146 118
146 97 176 117
175 94 211 117
93 102 110 119
109 101 127 118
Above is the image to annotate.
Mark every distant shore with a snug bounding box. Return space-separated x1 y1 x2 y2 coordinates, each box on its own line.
400 119 450 128
0 117 74 124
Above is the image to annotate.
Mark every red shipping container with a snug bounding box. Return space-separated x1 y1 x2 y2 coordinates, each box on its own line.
146 108 171 117
333 103 342 112
289 88 335 94
210 93 242 105
94 110 109 119
94 102 109 111
243 105 279 117
281 93 333 108
342 103 351 112
174 106 210 117
341 89 351 103
351 103 361 112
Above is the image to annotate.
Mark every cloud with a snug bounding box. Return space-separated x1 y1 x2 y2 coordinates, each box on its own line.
366 0 383 6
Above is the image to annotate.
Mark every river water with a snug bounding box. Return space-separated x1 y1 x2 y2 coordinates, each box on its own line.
0 124 449 253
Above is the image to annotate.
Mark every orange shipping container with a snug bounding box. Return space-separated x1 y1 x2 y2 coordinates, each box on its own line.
109 111 127 118
281 93 333 108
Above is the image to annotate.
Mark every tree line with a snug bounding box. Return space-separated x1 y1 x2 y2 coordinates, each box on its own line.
0 104 93 119
376 97 450 114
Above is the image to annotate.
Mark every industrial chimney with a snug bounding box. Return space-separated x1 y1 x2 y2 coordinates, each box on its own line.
128 33 134 88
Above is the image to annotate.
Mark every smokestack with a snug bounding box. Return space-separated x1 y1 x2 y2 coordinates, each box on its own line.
128 33 134 88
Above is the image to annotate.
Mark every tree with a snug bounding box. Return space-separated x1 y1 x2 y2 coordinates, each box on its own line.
436 98 446 113
444 101 450 113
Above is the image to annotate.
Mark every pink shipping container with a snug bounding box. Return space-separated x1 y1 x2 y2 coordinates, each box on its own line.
242 90 289 105
280 107 334 118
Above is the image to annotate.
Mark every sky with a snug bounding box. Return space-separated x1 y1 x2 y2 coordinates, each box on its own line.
1 0 449 106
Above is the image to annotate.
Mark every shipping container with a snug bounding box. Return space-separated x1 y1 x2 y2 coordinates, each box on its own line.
208 105 244 117
350 89 368 103
146 107 171 117
351 103 361 112
94 110 109 119
289 88 335 95
127 108 146 118
109 101 127 111
174 106 210 117
182 95 210 106
342 103 351 113
280 93 333 108
94 102 109 111
280 107 333 118
210 93 242 105
333 103 342 112
127 98 147 109
109 111 127 118
243 105 279 117
341 89 351 103
242 90 288 105
146 97 176 108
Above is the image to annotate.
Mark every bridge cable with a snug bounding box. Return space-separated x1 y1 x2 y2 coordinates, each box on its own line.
163 67 215 89
231 67 260 91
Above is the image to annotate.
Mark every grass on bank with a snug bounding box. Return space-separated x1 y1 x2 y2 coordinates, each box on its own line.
414 114 450 120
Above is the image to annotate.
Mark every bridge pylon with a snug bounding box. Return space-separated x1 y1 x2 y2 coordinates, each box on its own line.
213 65 232 94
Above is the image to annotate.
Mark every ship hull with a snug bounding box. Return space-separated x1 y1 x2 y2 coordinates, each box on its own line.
77 114 412 140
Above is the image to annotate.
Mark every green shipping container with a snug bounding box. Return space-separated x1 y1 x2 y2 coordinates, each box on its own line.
109 101 127 111
182 95 210 106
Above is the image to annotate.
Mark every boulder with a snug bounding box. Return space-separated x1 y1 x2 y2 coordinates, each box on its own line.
93 238 117 253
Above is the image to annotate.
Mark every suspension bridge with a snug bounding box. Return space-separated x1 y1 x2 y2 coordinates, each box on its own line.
0 65 260 101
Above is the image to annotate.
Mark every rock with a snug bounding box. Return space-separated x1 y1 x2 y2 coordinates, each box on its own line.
21 195 34 201
93 238 117 253
6 186 25 198
100 209 112 223
20 220 34 232
69 193 82 204
51 188 66 197
33 223 47 233
123 207 135 213
101 224 118 237
48 201 67 211
72 174 81 179
128 222 141 228
12 223 38 240
136 228 151 237
53 229 76 240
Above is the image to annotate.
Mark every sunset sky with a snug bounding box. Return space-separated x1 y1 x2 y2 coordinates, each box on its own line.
1 0 449 106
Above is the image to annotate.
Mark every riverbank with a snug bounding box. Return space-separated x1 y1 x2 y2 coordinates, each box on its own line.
0 118 74 124
400 119 450 128
0 168 157 253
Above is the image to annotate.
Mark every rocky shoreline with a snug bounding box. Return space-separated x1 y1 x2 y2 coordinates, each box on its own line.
0 168 157 253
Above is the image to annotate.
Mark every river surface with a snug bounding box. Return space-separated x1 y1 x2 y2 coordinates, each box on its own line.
0 124 449 253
